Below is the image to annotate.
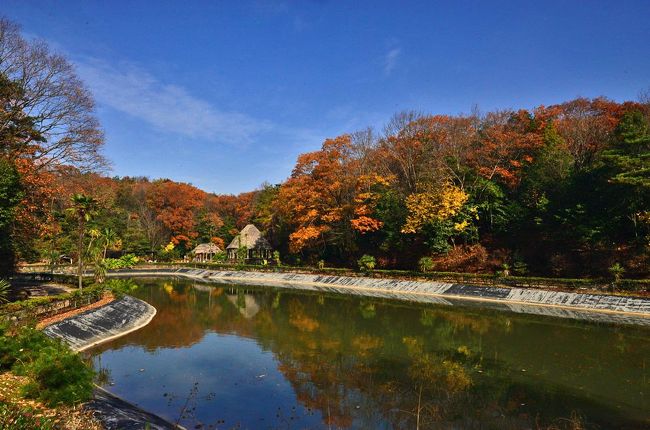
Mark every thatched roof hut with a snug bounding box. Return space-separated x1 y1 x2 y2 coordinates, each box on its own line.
191 242 222 262
227 224 272 260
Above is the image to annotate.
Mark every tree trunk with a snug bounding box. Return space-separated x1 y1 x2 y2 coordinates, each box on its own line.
78 217 84 290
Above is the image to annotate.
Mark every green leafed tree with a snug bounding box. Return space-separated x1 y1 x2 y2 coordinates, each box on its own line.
0 158 22 276
602 110 650 245
604 110 650 188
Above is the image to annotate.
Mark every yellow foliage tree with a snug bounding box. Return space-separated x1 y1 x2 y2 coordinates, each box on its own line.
401 184 468 233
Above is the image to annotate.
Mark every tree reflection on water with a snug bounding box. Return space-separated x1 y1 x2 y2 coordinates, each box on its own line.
91 279 649 429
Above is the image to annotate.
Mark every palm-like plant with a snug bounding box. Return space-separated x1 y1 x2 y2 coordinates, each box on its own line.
67 193 97 290
101 228 119 259
0 279 10 304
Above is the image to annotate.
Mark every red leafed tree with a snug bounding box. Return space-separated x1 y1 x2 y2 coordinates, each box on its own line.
474 109 544 187
212 191 257 229
147 180 206 247
551 97 625 170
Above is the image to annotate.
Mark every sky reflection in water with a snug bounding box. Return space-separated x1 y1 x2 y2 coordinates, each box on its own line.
90 278 650 430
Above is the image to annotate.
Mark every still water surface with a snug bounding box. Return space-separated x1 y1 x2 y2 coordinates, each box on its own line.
89 278 649 429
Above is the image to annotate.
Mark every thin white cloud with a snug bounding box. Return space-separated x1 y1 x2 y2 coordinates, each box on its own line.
384 47 401 76
75 58 272 144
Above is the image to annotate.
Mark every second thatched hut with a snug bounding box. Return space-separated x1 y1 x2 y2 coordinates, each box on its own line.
191 242 222 262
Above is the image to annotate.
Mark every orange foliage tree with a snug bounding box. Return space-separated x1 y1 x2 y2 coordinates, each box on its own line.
147 180 208 248
278 135 388 256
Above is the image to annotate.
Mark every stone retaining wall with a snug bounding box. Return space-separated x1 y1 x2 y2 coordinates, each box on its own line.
1 290 105 326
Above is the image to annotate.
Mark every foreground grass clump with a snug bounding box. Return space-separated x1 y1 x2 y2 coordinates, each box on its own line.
0 402 56 430
0 371 101 430
0 323 94 407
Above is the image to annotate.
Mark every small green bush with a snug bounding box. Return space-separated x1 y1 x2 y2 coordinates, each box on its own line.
499 263 511 277
102 278 139 297
273 250 281 266
512 260 528 276
357 255 376 271
237 246 248 261
418 257 434 273
608 263 625 283
1 327 55 373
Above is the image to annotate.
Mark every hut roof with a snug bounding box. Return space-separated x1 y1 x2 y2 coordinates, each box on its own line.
226 224 272 250
191 243 222 254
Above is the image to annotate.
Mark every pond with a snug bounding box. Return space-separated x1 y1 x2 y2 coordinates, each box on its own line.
89 278 649 429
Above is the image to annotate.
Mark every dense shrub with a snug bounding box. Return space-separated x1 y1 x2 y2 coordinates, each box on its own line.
213 251 227 262
0 326 94 406
512 260 528 276
357 255 376 271
102 278 139 297
0 326 55 372
21 346 94 406
104 253 139 270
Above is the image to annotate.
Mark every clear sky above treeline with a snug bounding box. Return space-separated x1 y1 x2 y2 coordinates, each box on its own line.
3 0 649 194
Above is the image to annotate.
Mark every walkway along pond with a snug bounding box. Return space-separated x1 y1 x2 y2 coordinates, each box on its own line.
109 268 650 326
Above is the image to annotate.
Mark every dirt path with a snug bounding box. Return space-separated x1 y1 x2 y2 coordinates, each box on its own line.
36 292 115 329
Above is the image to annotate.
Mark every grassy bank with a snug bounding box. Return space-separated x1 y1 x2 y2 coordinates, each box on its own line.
0 371 101 430
0 279 144 430
0 322 98 429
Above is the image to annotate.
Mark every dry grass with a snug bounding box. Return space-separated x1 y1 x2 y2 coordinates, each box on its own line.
0 372 103 430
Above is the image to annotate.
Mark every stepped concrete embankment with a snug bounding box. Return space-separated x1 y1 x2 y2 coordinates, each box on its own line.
42 296 179 429
43 295 156 351
109 268 650 326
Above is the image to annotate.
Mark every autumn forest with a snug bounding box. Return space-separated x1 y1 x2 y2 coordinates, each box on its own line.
1 17 649 279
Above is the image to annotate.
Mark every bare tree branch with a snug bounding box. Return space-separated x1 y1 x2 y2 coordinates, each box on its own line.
0 17 107 172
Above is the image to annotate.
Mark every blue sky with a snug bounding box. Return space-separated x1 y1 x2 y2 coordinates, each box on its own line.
3 1 649 194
